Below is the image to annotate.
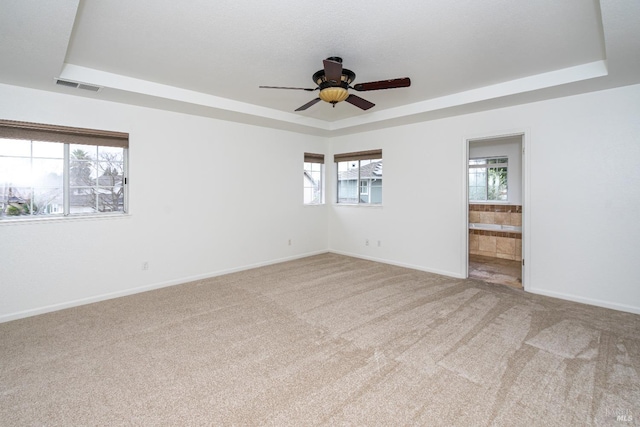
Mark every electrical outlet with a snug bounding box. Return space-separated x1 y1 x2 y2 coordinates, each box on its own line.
365 239 369 246
377 240 381 247
288 239 292 246
142 261 149 270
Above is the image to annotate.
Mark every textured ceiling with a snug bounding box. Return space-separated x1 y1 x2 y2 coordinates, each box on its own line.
1 0 639 135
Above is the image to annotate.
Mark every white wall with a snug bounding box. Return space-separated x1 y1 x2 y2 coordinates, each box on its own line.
2 83 639 320
0 83 328 322
328 123 465 278
328 84 640 314
469 136 522 205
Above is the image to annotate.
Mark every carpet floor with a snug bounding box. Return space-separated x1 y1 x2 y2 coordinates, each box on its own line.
1 253 639 426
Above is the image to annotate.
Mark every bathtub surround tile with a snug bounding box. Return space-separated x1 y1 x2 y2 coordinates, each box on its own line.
496 237 515 257
479 235 497 253
469 204 522 261
470 231 520 260
469 229 521 240
469 204 488 212
469 204 522 213
495 212 510 225
479 212 496 224
469 233 479 251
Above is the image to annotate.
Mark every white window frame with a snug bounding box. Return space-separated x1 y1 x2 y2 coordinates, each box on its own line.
359 179 369 196
469 156 508 202
335 150 382 206
0 120 129 221
303 152 325 205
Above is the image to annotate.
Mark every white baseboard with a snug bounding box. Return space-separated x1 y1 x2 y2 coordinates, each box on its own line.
331 251 640 315
5 251 636 322
0 250 328 323
328 250 465 279
527 287 640 315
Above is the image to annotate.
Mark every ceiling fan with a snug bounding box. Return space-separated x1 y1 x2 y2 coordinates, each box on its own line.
259 57 411 112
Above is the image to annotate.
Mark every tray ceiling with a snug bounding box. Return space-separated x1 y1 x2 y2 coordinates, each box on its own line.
1 0 639 135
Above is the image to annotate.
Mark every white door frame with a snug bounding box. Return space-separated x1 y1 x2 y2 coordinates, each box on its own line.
463 130 530 290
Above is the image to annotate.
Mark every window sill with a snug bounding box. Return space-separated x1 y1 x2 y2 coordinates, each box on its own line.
469 201 510 204
0 213 131 226
333 203 383 208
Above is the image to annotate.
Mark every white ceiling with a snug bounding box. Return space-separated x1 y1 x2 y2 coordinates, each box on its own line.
1 0 639 136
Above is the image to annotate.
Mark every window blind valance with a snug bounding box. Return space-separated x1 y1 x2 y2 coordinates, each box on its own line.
0 120 129 148
304 152 325 164
333 149 382 163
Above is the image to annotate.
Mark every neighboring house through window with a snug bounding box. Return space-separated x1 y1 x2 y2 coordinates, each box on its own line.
0 120 129 220
469 156 508 201
335 149 382 204
303 152 324 204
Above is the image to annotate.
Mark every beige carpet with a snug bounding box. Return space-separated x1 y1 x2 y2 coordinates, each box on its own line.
1 253 639 426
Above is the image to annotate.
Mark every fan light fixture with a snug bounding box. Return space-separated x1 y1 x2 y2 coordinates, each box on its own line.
259 56 411 112
319 87 349 104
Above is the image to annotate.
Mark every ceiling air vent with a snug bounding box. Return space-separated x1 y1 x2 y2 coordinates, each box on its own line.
55 78 103 92
77 83 101 92
55 79 78 88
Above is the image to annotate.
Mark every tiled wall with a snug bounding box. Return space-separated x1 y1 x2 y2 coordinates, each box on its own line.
469 204 522 261
469 204 522 225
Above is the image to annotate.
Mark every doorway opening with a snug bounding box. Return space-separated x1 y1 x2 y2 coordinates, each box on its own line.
466 134 524 289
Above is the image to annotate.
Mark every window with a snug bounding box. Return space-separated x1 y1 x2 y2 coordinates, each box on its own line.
0 120 129 220
359 180 369 196
469 156 508 202
303 152 324 204
335 149 382 205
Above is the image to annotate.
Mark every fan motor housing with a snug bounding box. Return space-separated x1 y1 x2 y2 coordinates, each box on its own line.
312 69 356 87
313 62 356 104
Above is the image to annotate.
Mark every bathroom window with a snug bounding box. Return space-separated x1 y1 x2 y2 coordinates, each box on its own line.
469 157 507 201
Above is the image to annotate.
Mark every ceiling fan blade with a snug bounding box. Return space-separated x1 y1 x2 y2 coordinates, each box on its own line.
345 94 375 110
295 98 322 111
323 59 343 83
259 86 317 91
352 77 411 91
